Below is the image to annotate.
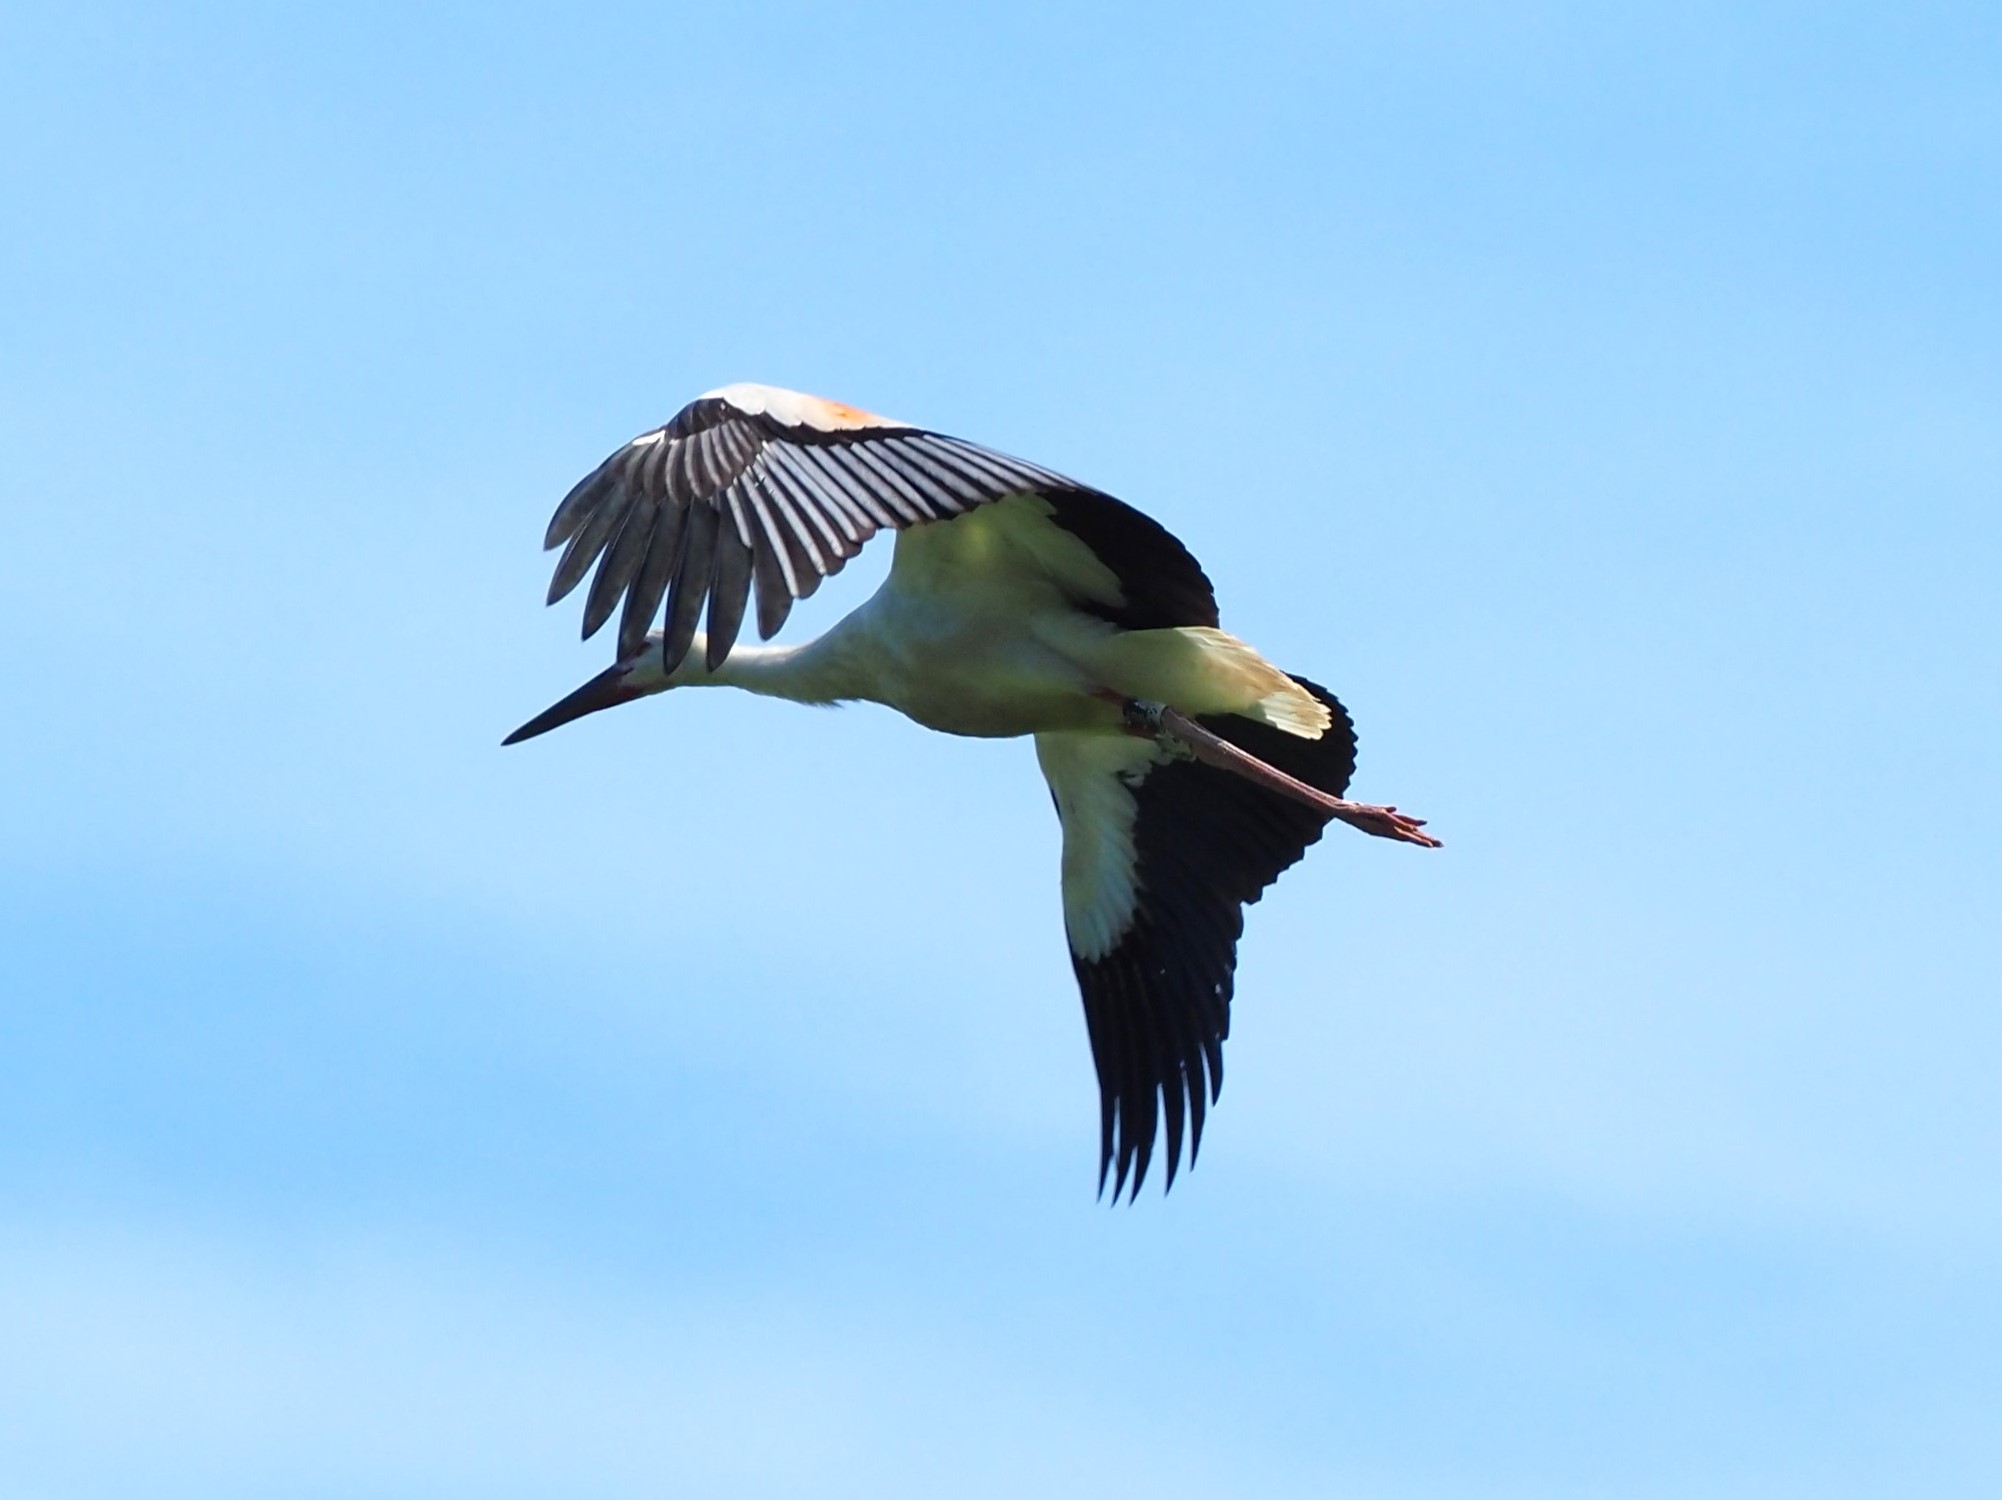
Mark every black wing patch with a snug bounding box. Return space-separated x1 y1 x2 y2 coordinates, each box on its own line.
1041 488 1220 630
1074 677 1358 1200
541 391 1078 671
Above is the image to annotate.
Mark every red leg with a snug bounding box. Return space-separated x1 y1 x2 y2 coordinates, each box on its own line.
1108 696 1441 848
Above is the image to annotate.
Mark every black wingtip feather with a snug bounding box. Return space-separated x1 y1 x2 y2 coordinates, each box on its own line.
705 527 754 669
660 503 719 673
546 484 635 607
543 459 619 551
751 533 793 641
581 496 656 640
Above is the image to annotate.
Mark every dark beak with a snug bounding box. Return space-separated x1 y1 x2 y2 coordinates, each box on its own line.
503 664 644 745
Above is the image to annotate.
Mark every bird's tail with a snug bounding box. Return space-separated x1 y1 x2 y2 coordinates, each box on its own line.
1090 627 1334 739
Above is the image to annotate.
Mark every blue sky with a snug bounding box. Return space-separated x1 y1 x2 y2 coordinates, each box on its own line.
3 2 1998 1495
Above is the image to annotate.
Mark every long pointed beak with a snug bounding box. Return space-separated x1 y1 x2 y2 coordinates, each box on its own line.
503 664 645 745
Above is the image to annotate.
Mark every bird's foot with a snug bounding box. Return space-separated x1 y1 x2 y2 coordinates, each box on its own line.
1323 801 1441 847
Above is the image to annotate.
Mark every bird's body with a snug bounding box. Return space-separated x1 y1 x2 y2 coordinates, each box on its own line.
509 383 1435 1196
631 497 1325 741
745 497 1132 737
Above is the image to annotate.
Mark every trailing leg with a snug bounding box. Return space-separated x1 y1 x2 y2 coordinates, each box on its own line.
1119 697 1441 849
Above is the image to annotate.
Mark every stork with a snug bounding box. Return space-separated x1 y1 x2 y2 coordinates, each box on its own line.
506 383 1437 1198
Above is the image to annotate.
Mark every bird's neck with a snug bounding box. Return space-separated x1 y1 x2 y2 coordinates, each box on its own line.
665 631 870 706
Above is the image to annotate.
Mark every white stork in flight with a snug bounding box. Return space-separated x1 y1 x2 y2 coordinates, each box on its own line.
507 383 1437 1198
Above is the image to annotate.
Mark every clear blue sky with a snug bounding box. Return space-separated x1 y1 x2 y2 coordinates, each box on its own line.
3 3 1997 1495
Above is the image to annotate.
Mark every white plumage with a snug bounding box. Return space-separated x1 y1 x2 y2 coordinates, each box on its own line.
508 383 1436 1196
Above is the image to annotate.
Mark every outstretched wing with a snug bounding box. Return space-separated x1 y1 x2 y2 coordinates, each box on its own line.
1034 678 1359 1200
540 383 1081 670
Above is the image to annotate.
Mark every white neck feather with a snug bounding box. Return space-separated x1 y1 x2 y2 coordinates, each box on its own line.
657 632 867 706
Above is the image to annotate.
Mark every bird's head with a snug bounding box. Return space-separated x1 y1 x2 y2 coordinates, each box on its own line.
502 634 683 745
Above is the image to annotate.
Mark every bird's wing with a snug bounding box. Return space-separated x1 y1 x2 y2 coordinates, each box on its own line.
539 382 1090 670
1034 678 1358 1199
